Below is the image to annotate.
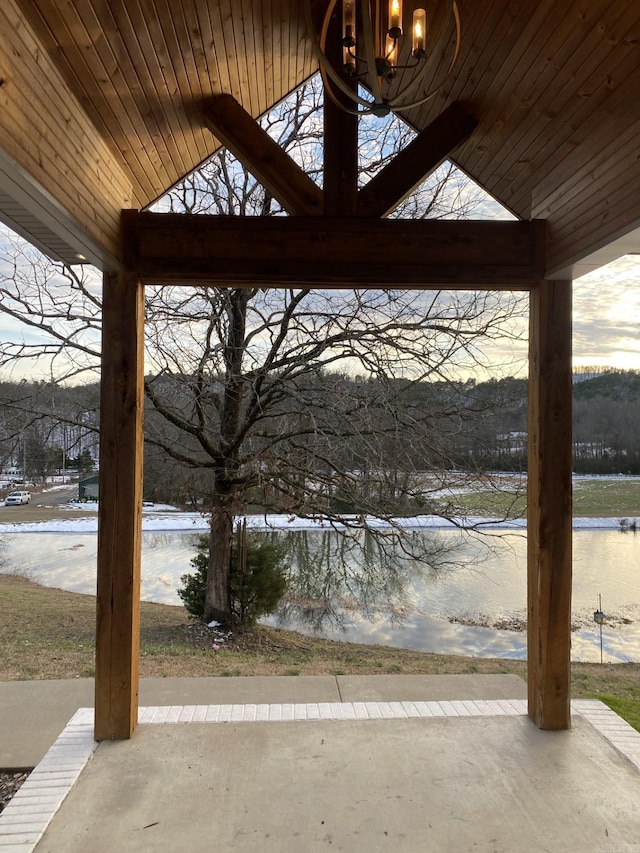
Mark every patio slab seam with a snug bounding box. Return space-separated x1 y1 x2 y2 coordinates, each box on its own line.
1 698 639 853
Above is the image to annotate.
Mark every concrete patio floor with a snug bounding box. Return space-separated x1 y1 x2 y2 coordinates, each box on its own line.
2 676 640 852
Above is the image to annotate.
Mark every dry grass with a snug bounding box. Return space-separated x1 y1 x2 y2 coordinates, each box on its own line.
2 573 640 703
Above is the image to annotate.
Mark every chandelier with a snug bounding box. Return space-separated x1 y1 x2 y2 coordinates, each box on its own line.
304 0 460 117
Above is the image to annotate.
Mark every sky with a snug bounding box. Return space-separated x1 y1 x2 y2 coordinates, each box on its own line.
572 255 640 372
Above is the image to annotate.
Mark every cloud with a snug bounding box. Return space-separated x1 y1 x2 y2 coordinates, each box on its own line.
573 256 640 368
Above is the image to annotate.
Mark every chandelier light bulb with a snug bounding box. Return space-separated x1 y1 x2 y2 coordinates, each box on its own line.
412 8 426 57
388 0 403 38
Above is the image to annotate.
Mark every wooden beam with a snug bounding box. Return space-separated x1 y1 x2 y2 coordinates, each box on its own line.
527 279 573 730
357 102 478 218
123 211 545 288
203 94 323 217
323 88 359 216
94 270 145 741
322 7 358 215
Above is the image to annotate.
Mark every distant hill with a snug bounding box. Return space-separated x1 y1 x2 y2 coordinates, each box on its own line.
573 370 640 402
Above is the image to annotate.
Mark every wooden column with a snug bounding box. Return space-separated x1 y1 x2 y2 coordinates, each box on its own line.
527 279 573 729
323 7 358 215
94 270 145 741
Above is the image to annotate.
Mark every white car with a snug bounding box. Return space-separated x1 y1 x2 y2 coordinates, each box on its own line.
5 490 31 505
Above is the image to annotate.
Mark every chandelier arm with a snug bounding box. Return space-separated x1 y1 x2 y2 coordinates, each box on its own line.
320 65 370 115
386 1 461 109
303 0 375 111
360 1 385 106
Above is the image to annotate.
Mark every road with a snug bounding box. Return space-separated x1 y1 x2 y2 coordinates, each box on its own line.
0 486 97 524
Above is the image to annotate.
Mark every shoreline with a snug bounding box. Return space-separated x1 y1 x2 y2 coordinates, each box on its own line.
0 507 634 535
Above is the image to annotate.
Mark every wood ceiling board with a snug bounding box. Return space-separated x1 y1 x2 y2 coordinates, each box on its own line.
0 3 132 205
545 116 640 228
545 174 640 276
190 0 228 95
478 16 616 209
0 0 132 261
20 1 166 202
495 4 637 200
501 9 640 214
429 0 512 114
3 0 639 273
451 2 565 217
130 0 210 167
59 0 176 197
474 0 616 189
547 225 640 281
532 107 639 220
149 0 202 109
85 0 188 186
398 6 532 215
20 1 311 206
215 0 246 108
278 0 294 104
117 1 194 177
242 0 268 115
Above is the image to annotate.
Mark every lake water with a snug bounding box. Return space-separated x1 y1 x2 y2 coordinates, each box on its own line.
2 527 639 663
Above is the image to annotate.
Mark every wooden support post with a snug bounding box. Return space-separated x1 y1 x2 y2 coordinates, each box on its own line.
322 6 358 215
527 279 573 730
94 270 145 741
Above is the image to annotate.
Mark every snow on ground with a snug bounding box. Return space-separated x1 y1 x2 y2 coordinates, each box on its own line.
0 506 629 535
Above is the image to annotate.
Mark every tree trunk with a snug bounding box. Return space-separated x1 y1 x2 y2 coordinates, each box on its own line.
204 504 234 624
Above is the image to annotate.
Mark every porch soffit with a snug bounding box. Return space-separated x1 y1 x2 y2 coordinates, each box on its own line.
1 0 639 276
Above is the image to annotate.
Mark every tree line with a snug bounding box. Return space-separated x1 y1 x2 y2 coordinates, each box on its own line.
2 368 639 491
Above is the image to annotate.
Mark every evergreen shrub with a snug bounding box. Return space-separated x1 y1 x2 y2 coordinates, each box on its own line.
178 533 288 624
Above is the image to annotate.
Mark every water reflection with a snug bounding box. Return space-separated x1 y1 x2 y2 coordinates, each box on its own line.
278 527 465 630
1 527 639 662
268 527 640 663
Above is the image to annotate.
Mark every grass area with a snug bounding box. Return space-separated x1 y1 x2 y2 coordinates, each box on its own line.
445 476 640 519
572 479 640 518
595 695 640 733
2 573 639 731
445 489 526 518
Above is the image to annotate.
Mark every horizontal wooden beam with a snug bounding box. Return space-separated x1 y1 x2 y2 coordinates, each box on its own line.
123 211 545 289
203 94 323 217
357 102 478 219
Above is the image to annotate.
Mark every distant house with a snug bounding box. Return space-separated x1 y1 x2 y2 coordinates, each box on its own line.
496 431 527 454
78 475 99 501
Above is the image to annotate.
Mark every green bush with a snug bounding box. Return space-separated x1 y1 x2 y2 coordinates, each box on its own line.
178 533 288 624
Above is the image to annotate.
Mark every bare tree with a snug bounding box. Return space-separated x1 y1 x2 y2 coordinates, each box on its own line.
142 283 524 622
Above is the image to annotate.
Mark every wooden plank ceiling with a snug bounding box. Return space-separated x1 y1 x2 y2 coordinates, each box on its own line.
3 0 640 276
